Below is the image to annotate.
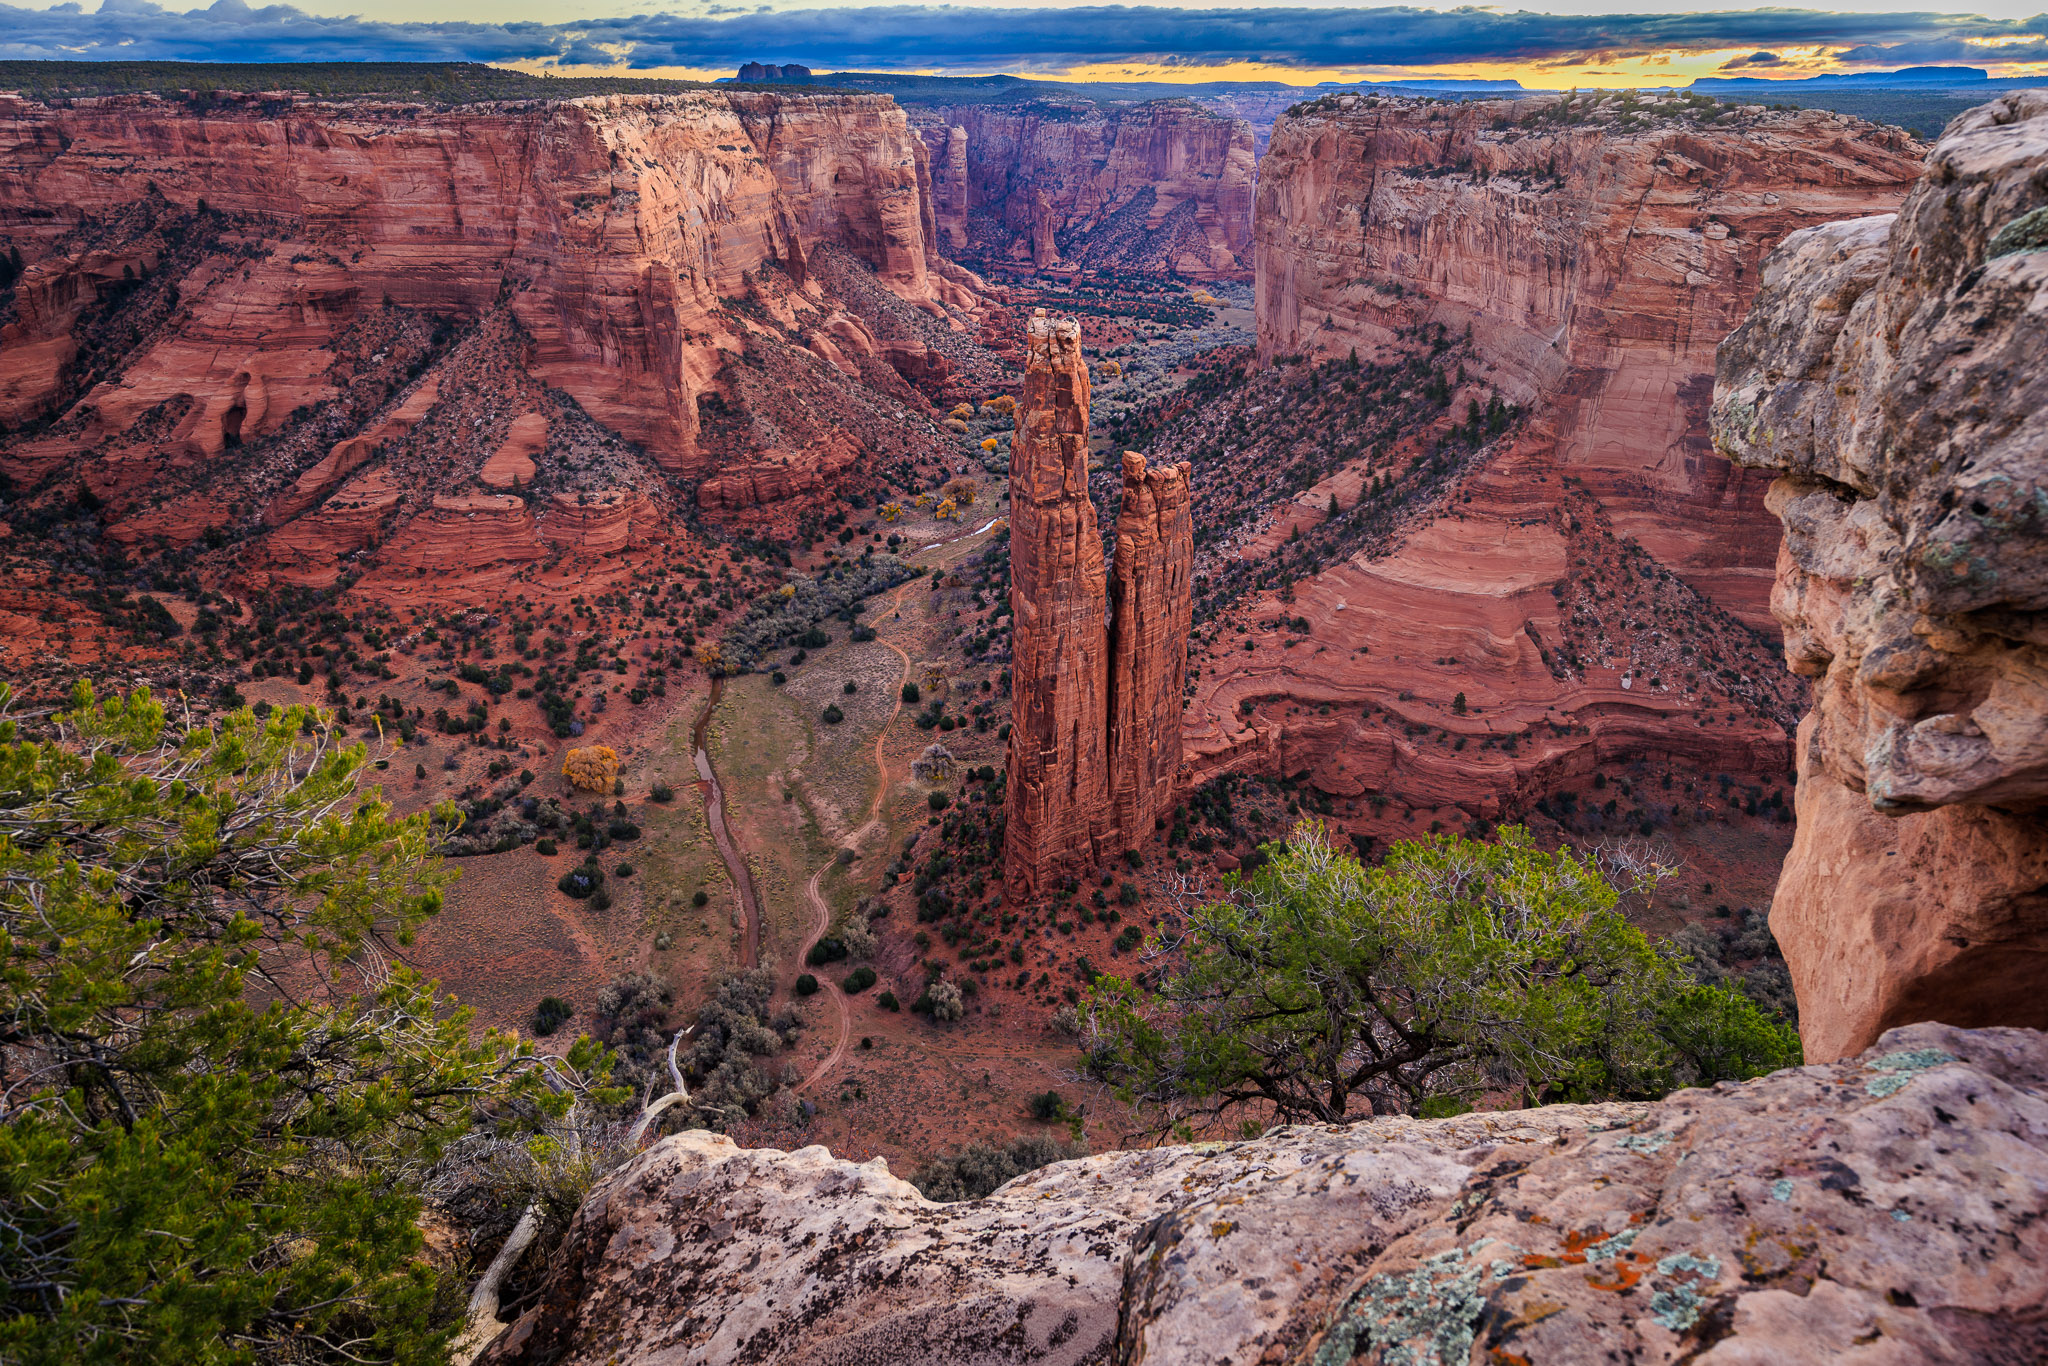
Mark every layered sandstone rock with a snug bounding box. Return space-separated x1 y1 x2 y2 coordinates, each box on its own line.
1712 91 2048 1061
1003 310 1110 896
481 1022 2048 1366
1107 452 1193 850
909 99 1255 278
0 86 968 501
1255 93 1922 626
1167 95 1921 851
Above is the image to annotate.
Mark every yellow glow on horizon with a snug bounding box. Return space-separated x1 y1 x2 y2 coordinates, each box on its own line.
498 46 2048 92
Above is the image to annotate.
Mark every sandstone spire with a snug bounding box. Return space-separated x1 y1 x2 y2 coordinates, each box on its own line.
1107 452 1193 851
1004 309 1109 898
1005 312 1194 900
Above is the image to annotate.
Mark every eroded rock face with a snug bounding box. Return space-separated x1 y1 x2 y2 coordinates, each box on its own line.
1255 95 1922 626
1004 314 1194 897
1004 310 1111 897
1108 452 1193 852
481 1023 2048 1366
909 100 1255 278
0 88 970 550
1712 91 2048 1061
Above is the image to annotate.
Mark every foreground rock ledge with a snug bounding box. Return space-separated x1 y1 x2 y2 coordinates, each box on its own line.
482 1023 2047 1365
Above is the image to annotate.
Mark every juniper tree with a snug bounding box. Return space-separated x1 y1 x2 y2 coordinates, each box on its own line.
0 683 609 1365
1084 822 1797 1137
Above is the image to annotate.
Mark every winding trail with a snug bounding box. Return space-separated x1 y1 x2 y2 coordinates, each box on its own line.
690 677 761 969
796 578 920 1094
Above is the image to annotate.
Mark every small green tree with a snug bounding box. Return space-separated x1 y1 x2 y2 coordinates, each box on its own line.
1084 822 1797 1136
0 683 608 1365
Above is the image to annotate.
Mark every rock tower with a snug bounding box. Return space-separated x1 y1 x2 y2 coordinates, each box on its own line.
1004 310 1194 900
1108 451 1194 851
1004 311 1112 898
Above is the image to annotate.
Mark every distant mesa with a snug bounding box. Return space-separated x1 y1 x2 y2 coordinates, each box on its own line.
737 62 813 84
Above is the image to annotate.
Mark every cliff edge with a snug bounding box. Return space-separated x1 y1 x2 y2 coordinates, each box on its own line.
482 1022 2048 1365
1713 90 2048 1061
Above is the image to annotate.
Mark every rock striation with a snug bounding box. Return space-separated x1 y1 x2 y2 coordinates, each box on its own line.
1003 310 1111 897
0 86 979 567
1712 91 2048 1061
1004 312 1194 898
1166 94 1923 859
1107 451 1194 851
1255 93 1923 627
908 99 1255 278
481 1022 2048 1366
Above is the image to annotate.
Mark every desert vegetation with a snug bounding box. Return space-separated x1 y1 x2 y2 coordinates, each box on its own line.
1084 822 1799 1135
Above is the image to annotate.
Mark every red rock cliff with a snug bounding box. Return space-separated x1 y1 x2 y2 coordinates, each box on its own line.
1712 91 2048 1061
1255 92 1922 625
909 99 1254 278
0 89 963 478
1004 309 1111 897
1108 452 1193 851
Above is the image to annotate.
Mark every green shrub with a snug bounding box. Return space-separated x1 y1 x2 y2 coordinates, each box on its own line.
807 937 849 967
878 990 901 1011
1028 1089 1068 1121
1086 822 1800 1130
902 682 920 704
692 889 710 907
910 1136 1085 1202
795 973 820 997
533 995 574 1036
557 863 604 899
843 966 877 993
822 704 845 725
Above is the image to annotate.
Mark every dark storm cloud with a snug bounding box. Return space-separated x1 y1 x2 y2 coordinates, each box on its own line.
2 0 2044 72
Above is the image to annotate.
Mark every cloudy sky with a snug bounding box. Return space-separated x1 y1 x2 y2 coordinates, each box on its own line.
4 0 2046 88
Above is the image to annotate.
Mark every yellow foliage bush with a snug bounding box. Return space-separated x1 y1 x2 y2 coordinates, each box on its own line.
979 437 998 452
879 502 902 523
944 478 978 505
914 493 933 509
948 403 975 420
982 395 1016 415
935 498 958 521
694 641 724 672
562 746 620 793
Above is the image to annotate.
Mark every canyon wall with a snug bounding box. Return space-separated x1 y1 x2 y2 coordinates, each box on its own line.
1167 94 1924 855
908 99 1255 278
1255 93 1922 626
0 88 980 572
481 1022 2048 1366
1005 312 1194 898
1712 91 2048 1061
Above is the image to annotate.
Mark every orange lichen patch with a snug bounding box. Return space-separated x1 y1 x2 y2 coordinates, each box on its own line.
1585 1253 1652 1292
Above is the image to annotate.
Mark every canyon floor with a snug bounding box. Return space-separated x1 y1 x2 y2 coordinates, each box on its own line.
0 268 1802 1173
